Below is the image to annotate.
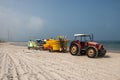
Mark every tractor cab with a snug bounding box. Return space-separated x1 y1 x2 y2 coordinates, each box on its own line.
73 34 93 49
74 34 93 42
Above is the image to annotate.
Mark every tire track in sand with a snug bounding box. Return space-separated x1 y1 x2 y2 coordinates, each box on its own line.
0 47 68 80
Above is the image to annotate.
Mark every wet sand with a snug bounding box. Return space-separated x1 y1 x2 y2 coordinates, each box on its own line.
0 43 120 80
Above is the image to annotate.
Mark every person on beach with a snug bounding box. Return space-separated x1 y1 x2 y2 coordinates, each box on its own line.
59 35 64 51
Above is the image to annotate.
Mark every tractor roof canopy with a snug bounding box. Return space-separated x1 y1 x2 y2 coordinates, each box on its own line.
74 34 90 37
74 34 93 41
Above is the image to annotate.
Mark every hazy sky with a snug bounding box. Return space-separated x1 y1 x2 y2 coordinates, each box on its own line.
0 0 120 41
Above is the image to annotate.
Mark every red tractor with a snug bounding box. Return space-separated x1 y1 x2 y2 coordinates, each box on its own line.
69 34 106 58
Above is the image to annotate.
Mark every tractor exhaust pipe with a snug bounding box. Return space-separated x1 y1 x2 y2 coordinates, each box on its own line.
92 33 94 41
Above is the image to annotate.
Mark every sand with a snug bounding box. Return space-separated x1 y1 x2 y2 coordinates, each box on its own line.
0 42 120 80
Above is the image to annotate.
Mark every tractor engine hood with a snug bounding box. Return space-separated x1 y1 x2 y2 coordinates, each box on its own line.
88 42 104 50
88 42 99 46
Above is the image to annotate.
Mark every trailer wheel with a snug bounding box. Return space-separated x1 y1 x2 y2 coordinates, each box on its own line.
70 44 80 55
49 48 53 52
87 47 98 58
28 47 30 50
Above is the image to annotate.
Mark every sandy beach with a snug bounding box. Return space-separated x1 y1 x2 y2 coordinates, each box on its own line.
0 42 120 80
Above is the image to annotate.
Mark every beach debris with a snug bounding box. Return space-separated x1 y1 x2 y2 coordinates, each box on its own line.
27 39 46 50
69 34 106 58
35 39 46 50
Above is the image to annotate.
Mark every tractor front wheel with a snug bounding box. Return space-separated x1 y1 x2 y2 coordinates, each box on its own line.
87 47 98 58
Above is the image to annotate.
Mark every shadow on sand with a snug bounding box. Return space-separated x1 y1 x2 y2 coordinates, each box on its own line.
103 55 111 58
97 55 111 59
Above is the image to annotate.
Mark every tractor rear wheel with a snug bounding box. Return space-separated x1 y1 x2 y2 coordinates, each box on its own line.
70 44 80 55
87 47 98 58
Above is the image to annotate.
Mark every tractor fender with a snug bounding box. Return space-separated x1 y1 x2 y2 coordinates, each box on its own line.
70 43 81 50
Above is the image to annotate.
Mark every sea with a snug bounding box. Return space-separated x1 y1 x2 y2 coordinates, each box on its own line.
98 41 120 53
10 41 120 53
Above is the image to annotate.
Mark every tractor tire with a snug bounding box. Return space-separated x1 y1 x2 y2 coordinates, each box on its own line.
87 47 98 58
70 43 80 56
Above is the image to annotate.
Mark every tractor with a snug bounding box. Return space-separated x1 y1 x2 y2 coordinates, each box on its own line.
69 34 106 58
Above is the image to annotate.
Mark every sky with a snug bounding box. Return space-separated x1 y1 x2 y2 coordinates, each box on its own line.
0 0 120 41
